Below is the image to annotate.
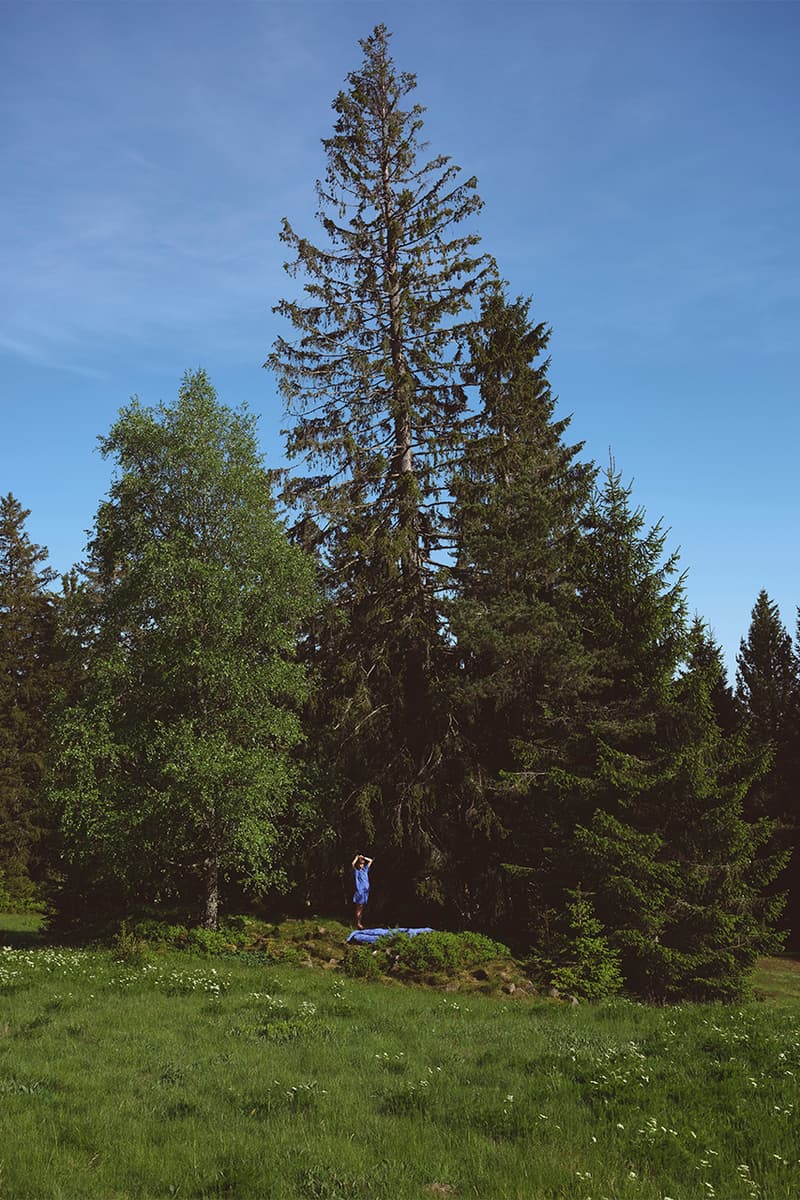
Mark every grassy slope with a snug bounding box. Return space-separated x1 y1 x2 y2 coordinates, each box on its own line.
1 916 799 1200
753 956 800 1004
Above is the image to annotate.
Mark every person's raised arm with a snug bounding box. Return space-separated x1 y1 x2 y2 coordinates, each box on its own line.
352 854 359 868
364 856 373 868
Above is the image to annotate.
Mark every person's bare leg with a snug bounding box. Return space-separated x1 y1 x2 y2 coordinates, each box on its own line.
355 904 364 929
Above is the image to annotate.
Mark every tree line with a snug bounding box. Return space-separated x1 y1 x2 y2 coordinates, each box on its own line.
2 26 798 1001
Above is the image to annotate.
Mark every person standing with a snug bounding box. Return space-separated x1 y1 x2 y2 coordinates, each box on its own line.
351 853 373 929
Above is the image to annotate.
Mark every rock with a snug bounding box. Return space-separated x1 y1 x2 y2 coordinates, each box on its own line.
502 983 516 995
521 980 537 994
568 994 580 1006
316 926 328 937
500 971 513 983
547 986 561 999
445 980 460 992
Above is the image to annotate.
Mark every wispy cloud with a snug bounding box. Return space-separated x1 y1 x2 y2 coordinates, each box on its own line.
0 4 337 373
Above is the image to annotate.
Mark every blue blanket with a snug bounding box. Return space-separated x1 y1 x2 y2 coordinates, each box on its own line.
346 927 434 945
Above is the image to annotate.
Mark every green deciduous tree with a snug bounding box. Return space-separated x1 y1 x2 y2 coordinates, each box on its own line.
267 24 494 906
49 371 316 928
0 495 58 905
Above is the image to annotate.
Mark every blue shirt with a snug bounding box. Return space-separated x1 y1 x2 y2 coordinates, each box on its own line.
353 865 370 903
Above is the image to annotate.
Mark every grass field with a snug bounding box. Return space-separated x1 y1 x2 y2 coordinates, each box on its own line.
1 915 799 1200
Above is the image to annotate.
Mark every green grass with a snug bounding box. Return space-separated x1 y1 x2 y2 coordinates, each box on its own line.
0 911 47 948
753 956 800 1004
1 918 799 1199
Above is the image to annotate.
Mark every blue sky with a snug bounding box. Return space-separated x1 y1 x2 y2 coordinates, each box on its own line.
2 1 798 676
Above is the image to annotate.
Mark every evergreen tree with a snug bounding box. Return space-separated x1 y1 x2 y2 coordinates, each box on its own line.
532 480 785 1000
444 288 594 926
685 617 740 733
267 24 493 908
736 590 797 785
578 463 687 718
0 495 58 904
736 591 800 943
48 371 316 928
509 465 681 980
577 619 784 1000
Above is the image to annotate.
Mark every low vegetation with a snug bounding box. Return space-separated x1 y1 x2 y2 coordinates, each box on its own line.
1 914 799 1199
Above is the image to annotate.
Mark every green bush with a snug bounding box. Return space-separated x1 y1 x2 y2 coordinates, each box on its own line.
130 919 189 948
454 931 510 964
111 921 154 966
125 921 238 955
217 916 262 947
531 892 623 1002
342 944 381 980
0 870 45 914
382 930 510 978
219 914 249 934
187 927 235 955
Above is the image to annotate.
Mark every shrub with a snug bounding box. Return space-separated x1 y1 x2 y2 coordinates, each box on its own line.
0 871 45 914
382 930 510 978
111 921 154 966
530 891 622 1002
125 921 236 955
342 945 381 980
130 919 189 948
187 927 234 955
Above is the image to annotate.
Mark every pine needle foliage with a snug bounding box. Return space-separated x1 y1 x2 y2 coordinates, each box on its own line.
736 590 800 941
0 492 59 902
267 25 494 896
0 495 58 905
577 621 785 1001
736 589 798 773
542 476 785 1000
443 288 594 924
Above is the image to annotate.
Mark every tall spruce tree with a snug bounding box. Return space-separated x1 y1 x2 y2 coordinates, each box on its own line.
0 495 58 904
791 613 800 942
48 372 316 929
685 617 740 733
736 591 797 774
538 475 784 999
444 288 594 926
511 464 687 958
736 590 800 942
267 25 493 908
577 617 784 1001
